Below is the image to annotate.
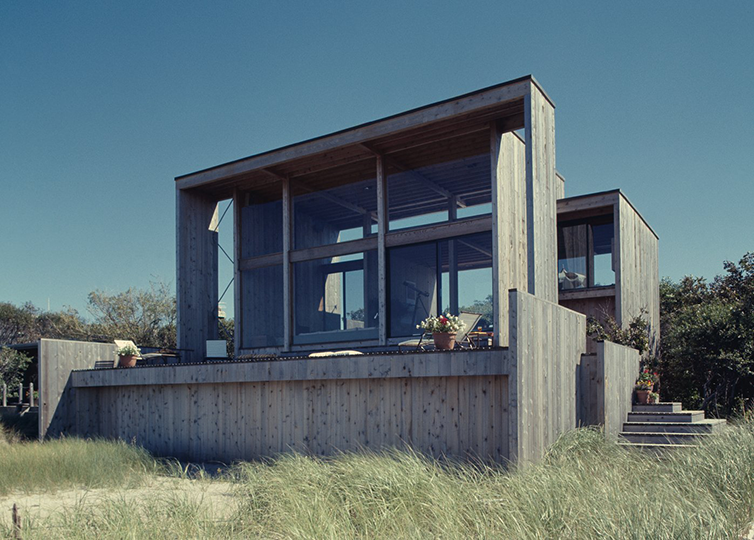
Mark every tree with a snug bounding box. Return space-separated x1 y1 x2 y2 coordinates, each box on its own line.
0 302 38 345
0 347 32 390
659 253 754 417
87 282 177 348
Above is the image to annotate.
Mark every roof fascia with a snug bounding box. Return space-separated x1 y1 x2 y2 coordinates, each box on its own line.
176 76 535 191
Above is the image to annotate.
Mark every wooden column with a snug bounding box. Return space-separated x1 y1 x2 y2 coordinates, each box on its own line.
282 177 293 350
232 188 243 357
177 187 219 362
448 197 459 315
491 124 527 348
377 157 387 345
524 83 558 303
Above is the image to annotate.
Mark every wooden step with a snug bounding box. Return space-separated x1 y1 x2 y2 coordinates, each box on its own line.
627 411 704 423
618 442 697 453
632 402 682 413
622 419 726 434
620 431 709 445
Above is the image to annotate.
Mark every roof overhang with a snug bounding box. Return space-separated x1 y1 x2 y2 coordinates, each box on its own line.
175 75 551 199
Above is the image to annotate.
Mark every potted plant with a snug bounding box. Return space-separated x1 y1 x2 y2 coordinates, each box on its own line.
648 392 660 404
418 314 466 350
117 344 140 368
635 369 655 404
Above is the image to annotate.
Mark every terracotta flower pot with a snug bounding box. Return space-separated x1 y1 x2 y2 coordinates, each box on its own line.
433 332 457 350
636 389 651 404
118 354 137 368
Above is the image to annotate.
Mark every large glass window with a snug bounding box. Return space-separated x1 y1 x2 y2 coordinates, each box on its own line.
241 185 283 258
388 232 492 337
241 265 284 348
293 161 377 250
557 219 615 290
387 133 491 231
294 250 378 343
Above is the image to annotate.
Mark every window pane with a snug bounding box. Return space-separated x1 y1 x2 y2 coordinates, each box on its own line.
241 185 283 258
293 162 377 250
558 224 587 290
389 243 438 337
387 134 491 231
388 231 492 337
294 250 378 342
241 266 283 347
591 222 615 287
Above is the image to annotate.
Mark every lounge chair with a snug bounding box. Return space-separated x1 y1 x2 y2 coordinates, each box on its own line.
397 312 483 351
308 350 364 358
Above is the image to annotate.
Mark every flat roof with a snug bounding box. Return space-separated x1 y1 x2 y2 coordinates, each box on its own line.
558 189 659 239
176 75 549 198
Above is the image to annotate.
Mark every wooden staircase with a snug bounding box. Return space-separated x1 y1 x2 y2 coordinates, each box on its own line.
619 402 726 450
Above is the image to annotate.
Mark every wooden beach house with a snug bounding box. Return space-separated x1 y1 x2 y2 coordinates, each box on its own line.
69 76 659 464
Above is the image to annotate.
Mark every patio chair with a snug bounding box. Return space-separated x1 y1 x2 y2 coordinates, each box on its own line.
397 312 483 351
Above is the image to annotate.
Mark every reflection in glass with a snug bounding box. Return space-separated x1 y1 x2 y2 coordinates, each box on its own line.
241 266 283 347
591 223 615 287
558 224 587 290
388 232 493 337
241 188 283 258
294 250 378 339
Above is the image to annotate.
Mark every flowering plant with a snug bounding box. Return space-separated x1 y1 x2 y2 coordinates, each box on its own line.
418 314 466 334
117 344 140 357
635 368 656 391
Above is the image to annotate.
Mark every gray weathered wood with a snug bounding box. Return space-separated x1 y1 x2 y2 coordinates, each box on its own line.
177 188 219 362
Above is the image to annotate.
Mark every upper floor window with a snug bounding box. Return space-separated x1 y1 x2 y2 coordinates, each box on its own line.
557 218 614 290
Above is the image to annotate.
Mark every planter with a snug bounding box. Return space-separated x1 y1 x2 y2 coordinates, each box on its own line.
118 354 137 368
635 389 652 404
433 332 457 350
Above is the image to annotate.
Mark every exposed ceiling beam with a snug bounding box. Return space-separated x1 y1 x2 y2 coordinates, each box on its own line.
457 239 492 258
263 169 377 222
359 143 467 208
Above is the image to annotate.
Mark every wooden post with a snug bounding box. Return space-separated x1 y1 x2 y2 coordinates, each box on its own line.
18 383 23 405
282 177 292 350
29 383 34 408
376 156 387 345
448 196 459 315
2 383 6 407
12 503 21 538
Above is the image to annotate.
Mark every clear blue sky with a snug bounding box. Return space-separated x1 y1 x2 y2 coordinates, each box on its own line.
2 1 752 320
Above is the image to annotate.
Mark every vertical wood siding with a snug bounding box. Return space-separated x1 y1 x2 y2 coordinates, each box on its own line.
616 195 660 354
177 188 219 362
39 339 116 438
508 290 586 464
577 341 639 436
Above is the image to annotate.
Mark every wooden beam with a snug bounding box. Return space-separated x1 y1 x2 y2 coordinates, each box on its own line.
239 252 284 271
448 198 459 315
290 178 378 222
385 215 491 248
458 239 492 258
289 236 378 263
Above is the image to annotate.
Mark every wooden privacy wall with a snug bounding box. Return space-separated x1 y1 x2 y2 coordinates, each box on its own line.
577 341 639 436
491 130 527 347
616 195 660 354
38 339 116 438
508 289 586 464
177 188 219 362
72 350 512 463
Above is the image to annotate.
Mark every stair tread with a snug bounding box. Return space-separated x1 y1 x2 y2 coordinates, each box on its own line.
620 431 709 436
618 442 698 448
623 419 725 425
629 410 704 415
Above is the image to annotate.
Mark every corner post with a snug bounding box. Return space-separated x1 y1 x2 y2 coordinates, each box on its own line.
177 187 219 362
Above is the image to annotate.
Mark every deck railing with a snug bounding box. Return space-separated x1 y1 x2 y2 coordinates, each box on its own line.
1 383 37 408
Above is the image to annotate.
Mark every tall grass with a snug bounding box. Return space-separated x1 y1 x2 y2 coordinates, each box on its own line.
1 419 752 539
0 438 160 496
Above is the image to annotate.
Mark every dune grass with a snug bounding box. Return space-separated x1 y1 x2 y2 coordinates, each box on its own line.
1 418 752 539
0 437 161 496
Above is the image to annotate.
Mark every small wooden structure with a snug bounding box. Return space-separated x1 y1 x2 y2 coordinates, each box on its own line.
65 76 659 465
